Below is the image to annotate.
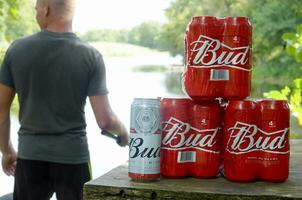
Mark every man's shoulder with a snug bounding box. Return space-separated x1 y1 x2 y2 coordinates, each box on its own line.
8 32 41 52
74 39 102 57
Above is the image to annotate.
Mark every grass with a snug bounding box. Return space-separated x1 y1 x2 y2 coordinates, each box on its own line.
90 41 168 57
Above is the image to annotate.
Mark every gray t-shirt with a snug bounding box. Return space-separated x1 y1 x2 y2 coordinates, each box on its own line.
0 30 108 164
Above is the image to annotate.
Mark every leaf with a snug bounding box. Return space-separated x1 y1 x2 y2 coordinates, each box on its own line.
294 79 302 89
286 45 297 56
297 24 302 35
282 33 297 42
264 90 287 100
295 48 302 62
281 86 291 97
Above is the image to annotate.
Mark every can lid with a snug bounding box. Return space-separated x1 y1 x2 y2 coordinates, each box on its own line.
192 16 217 24
257 99 289 110
191 101 222 120
225 16 250 25
161 98 193 106
226 100 257 110
133 98 160 106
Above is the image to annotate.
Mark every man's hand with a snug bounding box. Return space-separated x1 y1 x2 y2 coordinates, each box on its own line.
1 148 17 176
117 134 129 147
0 84 16 176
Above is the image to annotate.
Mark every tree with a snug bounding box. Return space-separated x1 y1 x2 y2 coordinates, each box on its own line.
0 0 37 44
4 0 38 42
128 21 163 49
82 21 164 50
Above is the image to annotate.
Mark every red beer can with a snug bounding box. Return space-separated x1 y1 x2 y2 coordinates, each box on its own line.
223 100 259 182
257 100 290 182
223 17 252 99
161 98 193 178
183 16 252 100
190 100 223 178
183 16 224 99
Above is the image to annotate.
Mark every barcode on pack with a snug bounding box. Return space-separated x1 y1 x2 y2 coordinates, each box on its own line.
177 151 196 163
210 69 229 81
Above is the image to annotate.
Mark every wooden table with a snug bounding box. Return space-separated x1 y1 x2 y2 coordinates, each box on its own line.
84 140 302 200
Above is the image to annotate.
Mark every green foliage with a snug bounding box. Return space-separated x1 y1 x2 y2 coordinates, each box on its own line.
4 0 38 42
264 79 302 125
0 0 37 43
82 29 129 43
283 24 302 62
264 24 302 125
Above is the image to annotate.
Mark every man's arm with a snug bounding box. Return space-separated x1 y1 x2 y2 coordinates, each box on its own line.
89 95 129 146
0 83 16 176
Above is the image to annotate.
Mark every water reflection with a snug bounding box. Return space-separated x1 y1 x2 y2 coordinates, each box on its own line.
164 68 185 96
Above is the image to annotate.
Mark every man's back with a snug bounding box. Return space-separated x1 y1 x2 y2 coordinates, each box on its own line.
7 30 107 134
0 30 108 163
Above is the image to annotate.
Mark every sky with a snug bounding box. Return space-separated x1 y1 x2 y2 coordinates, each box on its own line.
73 0 171 33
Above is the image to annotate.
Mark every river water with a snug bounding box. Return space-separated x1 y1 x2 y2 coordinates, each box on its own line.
0 54 183 196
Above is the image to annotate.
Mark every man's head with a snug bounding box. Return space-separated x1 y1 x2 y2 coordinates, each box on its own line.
35 0 75 30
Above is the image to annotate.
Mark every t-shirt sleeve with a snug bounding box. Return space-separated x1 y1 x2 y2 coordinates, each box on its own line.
87 52 109 96
0 47 15 88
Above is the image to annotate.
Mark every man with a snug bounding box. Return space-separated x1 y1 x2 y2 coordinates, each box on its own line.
0 0 129 199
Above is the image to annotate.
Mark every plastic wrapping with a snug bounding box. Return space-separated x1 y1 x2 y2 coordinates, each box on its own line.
160 98 223 178
183 16 252 100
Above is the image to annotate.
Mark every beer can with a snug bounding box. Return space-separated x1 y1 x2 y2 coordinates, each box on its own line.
257 100 290 182
190 100 223 178
161 98 194 178
223 100 259 182
128 98 161 181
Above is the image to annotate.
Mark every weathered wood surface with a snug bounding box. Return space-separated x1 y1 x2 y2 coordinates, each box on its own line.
84 140 302 200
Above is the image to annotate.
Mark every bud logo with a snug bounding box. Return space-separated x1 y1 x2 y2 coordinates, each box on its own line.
190 35 251 71
162 117 221 154
226 122 289 154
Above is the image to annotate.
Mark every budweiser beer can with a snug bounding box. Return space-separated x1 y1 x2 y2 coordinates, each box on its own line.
161 98 193 178
128 98 161 181
257 100 290 182
223 100 259 182
190 100 223 178
182 16 252 100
